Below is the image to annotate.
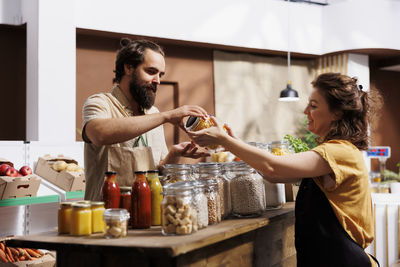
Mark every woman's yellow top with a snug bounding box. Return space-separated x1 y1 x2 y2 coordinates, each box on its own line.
312 140 374 249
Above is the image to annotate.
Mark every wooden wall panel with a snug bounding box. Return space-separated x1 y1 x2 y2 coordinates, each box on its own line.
370 69 400 172
76 34 214 164
0 25 26 141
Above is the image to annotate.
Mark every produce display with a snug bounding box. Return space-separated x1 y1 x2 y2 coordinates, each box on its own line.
51 160 84 173
0 241 45 263
0 163 32 177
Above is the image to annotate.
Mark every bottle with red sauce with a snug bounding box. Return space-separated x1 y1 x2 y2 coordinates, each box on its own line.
131 171 151 229
120 186 132 225
101 171 121 209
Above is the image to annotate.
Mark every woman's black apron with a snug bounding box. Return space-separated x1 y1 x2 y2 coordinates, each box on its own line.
295 178 378 267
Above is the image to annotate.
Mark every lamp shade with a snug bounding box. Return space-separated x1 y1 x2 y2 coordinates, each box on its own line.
279 83 299 102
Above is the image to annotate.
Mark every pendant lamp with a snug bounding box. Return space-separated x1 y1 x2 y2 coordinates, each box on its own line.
279 3 299 102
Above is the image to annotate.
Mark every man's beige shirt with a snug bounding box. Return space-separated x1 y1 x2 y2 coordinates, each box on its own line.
82 85 168 200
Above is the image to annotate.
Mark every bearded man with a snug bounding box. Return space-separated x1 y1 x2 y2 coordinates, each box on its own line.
82 38 208 201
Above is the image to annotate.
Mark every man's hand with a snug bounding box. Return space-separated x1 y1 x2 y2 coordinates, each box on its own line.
163 105 208 130
172 141 210 159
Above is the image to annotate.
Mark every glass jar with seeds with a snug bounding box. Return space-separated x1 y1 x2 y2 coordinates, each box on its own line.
191 180 209 229
230 162 265 217
198 162 229 219
203 179 221 225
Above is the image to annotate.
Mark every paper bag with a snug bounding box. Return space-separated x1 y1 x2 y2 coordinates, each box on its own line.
107 146 155 187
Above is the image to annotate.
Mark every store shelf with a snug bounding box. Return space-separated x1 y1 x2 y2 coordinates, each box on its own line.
0 194 59 207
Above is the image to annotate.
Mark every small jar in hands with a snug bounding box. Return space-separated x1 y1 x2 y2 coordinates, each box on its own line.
103 208 130 238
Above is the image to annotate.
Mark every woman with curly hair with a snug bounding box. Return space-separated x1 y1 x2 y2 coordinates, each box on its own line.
189 72 382 266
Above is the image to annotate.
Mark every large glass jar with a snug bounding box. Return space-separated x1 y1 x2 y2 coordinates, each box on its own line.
58 202 72 234
192 180 209 229
102 171 120 209
91 201 105 233
103 208 130 239
147 170 163 226
198 162 229 219
230 163 265 217
161 182 197 235
162 164 193 184
203 179 221 224
264 141 289 210
131 171 151 229
70 203 92 236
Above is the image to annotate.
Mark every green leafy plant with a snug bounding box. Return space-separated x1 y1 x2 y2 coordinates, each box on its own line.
283 134 310 153
300 117 318 149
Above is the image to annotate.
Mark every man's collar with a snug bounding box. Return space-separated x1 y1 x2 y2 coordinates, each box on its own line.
111 85 132 110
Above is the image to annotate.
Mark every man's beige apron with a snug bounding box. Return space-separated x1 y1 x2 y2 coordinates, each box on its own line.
104 94 156 187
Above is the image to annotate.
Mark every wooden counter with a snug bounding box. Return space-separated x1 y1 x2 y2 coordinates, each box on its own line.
6 202 296 267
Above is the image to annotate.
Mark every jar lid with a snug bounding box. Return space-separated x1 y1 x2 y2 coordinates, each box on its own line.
147 170 159 173
185 116 200 130
204 179 218 186
72 203 91 208
134 171 146 174
103 208 130 221
76 200 91 204
91 201 105 207
268 140 289 145
105 171 117 175
120 186 131 192
164 163 192 170
60 202 73 207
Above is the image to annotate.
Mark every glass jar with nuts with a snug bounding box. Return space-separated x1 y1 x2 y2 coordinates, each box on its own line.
161 182 197 235
103 208 130 239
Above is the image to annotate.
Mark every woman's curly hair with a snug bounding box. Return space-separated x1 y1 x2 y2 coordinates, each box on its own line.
312 72 383 150
114 38 164 83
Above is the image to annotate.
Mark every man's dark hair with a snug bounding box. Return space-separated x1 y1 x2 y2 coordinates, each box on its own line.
114 38 165 83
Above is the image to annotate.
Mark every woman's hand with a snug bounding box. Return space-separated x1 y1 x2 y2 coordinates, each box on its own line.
188 116 231 147
171 141 210 159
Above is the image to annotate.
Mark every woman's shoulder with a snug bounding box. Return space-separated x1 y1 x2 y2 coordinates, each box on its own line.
313 139 362 160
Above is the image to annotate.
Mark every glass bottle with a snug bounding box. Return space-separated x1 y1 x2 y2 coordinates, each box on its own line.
103 208 130 239
230 163 265 217
264 141 289 210
101 171 120 209
203 179 221 224
131 171 151 229
70 203 92 236
147 170 163 226
198 162 229 219
58 202 72 234
91 201 105 233
161 182 197 235
119 186 132 222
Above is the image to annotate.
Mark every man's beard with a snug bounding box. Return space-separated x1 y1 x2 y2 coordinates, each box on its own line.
129 72 157 110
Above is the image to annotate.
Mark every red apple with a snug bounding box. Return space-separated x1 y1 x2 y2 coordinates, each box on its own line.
16 172 23 177
19 166 32 176
0 164 11 176
5 167 19 177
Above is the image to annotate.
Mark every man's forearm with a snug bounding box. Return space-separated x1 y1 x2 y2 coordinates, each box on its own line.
86 113 168 145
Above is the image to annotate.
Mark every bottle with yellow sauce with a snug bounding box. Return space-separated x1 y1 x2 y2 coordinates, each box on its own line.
147 170 163 225
70 203 92 236
58 202 72 234
91 201 105 233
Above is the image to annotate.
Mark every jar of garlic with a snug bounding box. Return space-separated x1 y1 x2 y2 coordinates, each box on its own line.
103 208 130 239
